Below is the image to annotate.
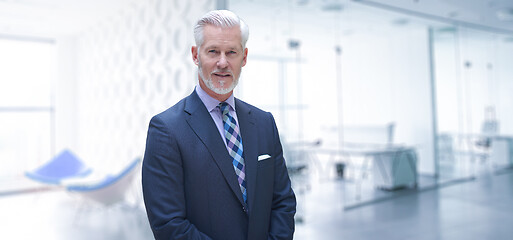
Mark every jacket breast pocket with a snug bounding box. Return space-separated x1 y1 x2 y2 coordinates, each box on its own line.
257 156 274 173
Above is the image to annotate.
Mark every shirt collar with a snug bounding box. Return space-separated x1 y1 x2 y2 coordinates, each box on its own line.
195 84 236 112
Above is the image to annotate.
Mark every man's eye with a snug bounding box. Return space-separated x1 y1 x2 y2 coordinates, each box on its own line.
208 50 217 53
228 51 236 54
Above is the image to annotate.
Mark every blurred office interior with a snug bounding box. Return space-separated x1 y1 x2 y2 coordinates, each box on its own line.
1 0 513 239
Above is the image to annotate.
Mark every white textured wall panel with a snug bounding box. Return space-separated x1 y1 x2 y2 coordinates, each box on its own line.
77 0 214 170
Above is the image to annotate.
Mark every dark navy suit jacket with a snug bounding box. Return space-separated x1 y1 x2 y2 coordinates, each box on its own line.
142 90 296 240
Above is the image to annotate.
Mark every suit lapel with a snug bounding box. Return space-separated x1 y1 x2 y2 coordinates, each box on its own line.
184 91 246 205
235 99 258 211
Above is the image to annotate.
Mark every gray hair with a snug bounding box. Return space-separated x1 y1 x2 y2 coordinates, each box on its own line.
193 10 249 50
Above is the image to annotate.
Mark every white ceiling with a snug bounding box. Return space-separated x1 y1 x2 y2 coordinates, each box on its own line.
232 0 513 34
352 0 513 34
0 0 512 38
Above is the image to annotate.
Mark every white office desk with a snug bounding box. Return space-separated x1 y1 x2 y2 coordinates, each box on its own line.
443 133 513 169
317 145 418 190
367 147 418 190
490 136 513 168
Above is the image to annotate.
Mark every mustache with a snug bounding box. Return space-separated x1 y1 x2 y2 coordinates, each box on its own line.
211 69 233 75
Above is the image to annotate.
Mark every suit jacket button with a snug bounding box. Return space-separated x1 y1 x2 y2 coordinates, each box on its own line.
242 206 247 213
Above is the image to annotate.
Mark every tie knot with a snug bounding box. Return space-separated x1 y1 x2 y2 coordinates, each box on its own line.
219 102 230 114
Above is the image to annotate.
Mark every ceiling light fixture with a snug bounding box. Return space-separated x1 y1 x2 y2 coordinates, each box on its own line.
321 1 343 12
391 18 409 26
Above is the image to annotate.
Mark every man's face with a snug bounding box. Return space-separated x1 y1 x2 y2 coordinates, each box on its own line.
192 25 248 100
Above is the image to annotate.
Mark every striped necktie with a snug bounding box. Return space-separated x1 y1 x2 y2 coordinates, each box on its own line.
219 102 247 203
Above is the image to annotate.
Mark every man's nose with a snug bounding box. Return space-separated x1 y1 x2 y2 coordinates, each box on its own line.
217 54 228 68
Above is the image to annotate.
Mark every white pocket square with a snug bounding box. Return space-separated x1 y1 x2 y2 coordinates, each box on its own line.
258 154 271 161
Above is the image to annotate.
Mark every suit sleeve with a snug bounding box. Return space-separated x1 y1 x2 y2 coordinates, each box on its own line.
142 115 212 240
267 113 297 240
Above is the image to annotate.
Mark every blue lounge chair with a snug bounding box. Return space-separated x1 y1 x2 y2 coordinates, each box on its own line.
66 157 141 206
25 150 92 185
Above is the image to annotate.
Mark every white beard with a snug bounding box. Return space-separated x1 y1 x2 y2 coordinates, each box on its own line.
198 61 240 95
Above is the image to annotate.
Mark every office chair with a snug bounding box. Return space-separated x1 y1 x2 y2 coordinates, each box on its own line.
66 157 142 225
25 149 92 185
66 157 141 206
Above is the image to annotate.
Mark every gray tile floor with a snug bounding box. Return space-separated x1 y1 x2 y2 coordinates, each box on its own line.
1 168 512 240
294 169 513 240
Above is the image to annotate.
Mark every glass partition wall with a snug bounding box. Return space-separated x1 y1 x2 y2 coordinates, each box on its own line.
230 0 513 216
230 0 438 212
433 27 513 181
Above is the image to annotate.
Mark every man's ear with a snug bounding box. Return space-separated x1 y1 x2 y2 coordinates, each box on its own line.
242 48 248 67
192 46 199 65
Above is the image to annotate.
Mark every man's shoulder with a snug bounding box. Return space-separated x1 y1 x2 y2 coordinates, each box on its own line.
156 98 186 118
235 98 275 124
236 98 269 116
152 92 194 123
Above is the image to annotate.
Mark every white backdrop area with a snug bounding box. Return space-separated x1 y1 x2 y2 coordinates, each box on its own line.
60 0 215 171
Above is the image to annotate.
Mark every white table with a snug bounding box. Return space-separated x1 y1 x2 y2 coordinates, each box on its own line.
317 145 418 191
